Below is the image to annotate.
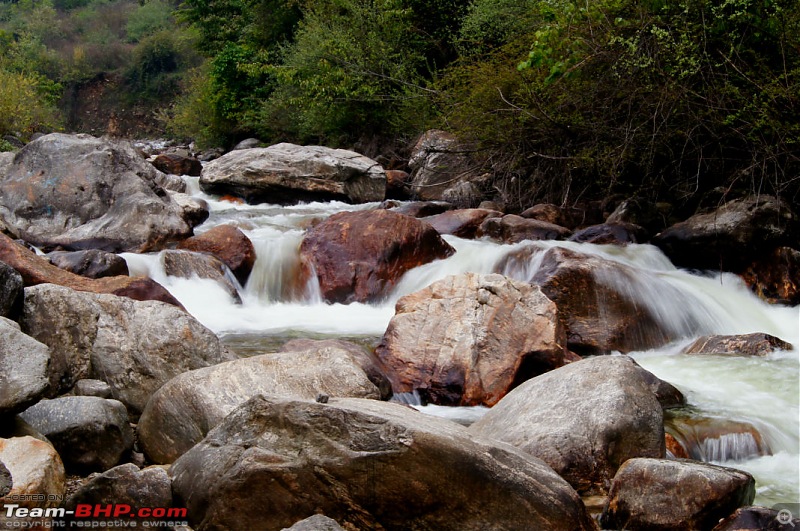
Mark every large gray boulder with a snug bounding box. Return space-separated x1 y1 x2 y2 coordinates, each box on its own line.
138 347 381 464
376 273 567 406
408 130 479 201
170 395 597 531
21 284 231 412
469 355 670 495
19 396 133 472
0 133 194 252
0 317 50 416
65 463 172 511
0 260 22 317
600 458 756 531
199 143 386 204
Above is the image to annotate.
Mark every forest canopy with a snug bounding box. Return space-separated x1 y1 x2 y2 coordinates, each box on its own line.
1 0 797 206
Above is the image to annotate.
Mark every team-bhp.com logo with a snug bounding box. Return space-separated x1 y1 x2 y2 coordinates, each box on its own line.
3 504 188 528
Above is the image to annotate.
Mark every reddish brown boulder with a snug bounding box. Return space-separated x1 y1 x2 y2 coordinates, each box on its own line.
299 209 455 304
376 273 567 406
665 433 690 459
600 458 755 531
713 507 800 530
479 214 572 243
0 233 181 308
177 224 256 285
739 246 800 305
682 333 793 357
151 153 202 176
423 208 503 239
522 246 675 354
388 201 453 218
665 414 771 462
385 169 411 199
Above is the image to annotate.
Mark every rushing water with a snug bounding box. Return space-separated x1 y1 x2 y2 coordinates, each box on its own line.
123 177 800 507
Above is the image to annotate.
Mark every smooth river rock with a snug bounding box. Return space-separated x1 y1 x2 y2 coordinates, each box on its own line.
469 355 671 495
376 273 567 406
600 458 756 531
0 317 50 416
200 143 386 204
682 333 793 356
138 347 381 464
47 249 129 279
170 395 598 531
299 209 455 304
0 133 193 252
21 283 230 410
176 224 256 285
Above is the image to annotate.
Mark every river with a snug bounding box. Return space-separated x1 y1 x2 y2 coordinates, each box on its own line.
123 176 800 508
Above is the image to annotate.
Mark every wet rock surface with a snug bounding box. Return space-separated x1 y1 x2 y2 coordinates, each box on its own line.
47 249 129 279
479 214 572 243
176 224 256 285
682 333 793 356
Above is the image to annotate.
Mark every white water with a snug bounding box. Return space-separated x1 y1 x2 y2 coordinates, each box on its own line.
123 179 800 506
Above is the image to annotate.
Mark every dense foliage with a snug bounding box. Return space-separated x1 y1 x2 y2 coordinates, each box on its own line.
1 0 797 205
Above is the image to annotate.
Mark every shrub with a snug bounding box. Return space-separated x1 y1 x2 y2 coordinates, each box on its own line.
0 68 61 138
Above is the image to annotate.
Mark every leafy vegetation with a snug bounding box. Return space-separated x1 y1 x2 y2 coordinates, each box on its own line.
0 0 796 206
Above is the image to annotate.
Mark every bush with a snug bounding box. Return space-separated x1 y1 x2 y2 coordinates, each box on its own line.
126 0 173 42
0 68 61 138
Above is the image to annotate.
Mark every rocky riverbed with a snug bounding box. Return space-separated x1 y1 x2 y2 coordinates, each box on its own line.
0 133 798 530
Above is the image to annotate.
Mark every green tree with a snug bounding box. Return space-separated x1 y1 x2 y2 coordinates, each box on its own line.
0 68 61 138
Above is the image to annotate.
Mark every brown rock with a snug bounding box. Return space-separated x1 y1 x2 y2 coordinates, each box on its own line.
47 249 129 279
740 246 800 305
520 203 587 229
408 130 478 201
161 250 241 303
151 153 202 176
682 333 793 357
665 433 690 459
599 458 755 531
0 233 182 307
384 169 411 200
170 395 598 531
526 246 677 354
0 436 65 524
665 413 771 463
376 273 567 406
299 209 455 304
713 506 800 530
423 208 503 239
388 200 454 217
479 214 572 243
177 224 256 285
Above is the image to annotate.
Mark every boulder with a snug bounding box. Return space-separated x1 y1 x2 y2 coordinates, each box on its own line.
652 196 797 271
72 379 112 398
0 436 65 510
282 515 346 531
0 461 9 498
606 196 667 235
376 273 567 406
0 260 22 317
0 317 50 416
569 222 648 245
520 203 589 229
168 191 210 228
388 200 453 217
232 138 260 150
279 338 393 400
0 233 182 307
298 209 455 304
522 246 680 353
665 413 771 462
161 250 241 303
713 506 800 530
170 395 597 531
739 246 800 305
0 133 192 252
65 463 172 511
469 356 669 495
47 249 129 279
138 347 381 464
199 143 386 204
384 169 411 200
442 180 483 208
176 224 256 285
682 333 793 357
422 208 503 239
21 283 230 411
19 396 133 472
479 214 572 243
152 153 202 176
599 458 756 531
408 130 478 201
